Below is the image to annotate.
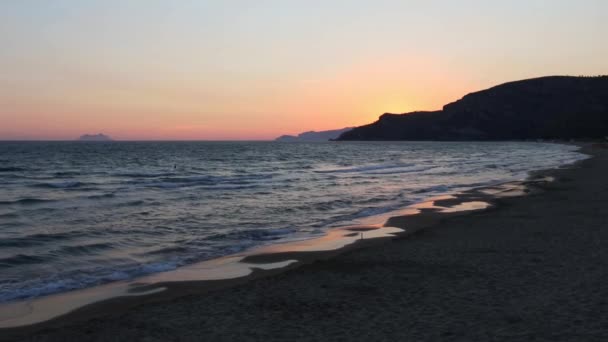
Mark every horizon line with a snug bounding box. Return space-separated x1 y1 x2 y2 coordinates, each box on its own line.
0 139 280 142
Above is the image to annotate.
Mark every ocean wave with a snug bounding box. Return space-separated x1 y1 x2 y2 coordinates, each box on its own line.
288 199 353 212
147 182 181 189
412 184 452 194
0 198 56 206
0 212 19 219
57 243 113 256
321 204 408 227
207 227 297 242
315 163 416 174
87 193 116 199
0 278 88 302
197 184 261 191
141 245 190 256
119 200 145 206
0 167 26 172
0 231 89 248
112 172 177 178
31 181 86 189
358 195 394 204
133 174 274 189
0 261 181 302
357 207 396 217
166 174 273 184
53 171 82 177
365 165 438 175
0 254 47 267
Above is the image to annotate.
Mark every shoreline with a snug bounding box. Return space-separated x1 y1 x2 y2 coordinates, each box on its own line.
0 180 529 330
0 146 589 335
0 142 581 304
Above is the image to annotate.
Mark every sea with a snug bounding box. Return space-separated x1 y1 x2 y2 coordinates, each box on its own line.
0 141 587 302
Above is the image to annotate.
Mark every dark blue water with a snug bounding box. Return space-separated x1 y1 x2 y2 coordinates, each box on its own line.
0 141 586 301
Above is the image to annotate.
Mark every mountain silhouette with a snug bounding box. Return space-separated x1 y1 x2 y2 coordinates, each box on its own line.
77 133 113 141
337 76 608 141
276 127 354 142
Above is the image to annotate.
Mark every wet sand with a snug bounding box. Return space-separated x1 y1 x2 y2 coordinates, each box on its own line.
3 144 608 341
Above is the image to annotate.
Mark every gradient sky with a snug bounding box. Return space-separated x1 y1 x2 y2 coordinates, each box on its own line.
1 0 607 140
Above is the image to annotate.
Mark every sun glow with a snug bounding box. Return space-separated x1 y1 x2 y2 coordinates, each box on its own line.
1 1 606 140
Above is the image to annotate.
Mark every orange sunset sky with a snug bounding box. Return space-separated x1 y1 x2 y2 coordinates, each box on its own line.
1 1 607 140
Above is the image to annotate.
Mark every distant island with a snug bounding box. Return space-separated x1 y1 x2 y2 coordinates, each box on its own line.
338 76 608 141
77 133 113 141
276 127 353 142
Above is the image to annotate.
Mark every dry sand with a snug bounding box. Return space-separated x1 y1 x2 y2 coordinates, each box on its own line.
3 145 608 341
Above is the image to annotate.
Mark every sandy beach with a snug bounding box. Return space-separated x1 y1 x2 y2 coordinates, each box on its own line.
3 144 608 341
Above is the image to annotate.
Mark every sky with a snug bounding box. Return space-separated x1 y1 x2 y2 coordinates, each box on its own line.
1 0 607 140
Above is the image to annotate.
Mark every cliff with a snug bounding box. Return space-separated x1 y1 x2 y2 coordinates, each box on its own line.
337 76 608 141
